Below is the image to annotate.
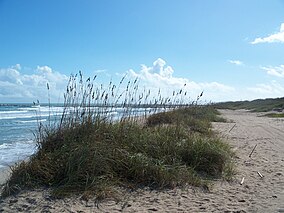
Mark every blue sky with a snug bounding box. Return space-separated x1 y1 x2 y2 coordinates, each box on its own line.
1 0 284 103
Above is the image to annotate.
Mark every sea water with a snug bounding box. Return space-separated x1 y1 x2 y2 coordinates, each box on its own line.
0 104 64 169
0 104 159 169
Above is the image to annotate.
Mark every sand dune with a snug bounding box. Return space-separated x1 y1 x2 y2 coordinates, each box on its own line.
1 110 284 212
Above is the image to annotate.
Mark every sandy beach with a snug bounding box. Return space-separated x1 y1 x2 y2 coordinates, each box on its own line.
1 109 284 212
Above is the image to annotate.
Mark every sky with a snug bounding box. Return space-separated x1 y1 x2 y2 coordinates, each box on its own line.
1 0 284 103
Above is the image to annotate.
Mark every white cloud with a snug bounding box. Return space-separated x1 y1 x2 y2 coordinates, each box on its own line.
2 60 282 103
247 81 284 97
127 58 235 102
261 65 284 78
228 60 243 66
12 64 21 70
251 23 284 44
37 65 52 74
0 65 68 103
125 59 284 102
0 66 23 85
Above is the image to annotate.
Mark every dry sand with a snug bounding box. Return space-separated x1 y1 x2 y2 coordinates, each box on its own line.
0 109 284 212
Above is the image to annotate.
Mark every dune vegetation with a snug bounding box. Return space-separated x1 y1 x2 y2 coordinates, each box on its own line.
2 73 235 200
263 113 284 118
215 97 284 112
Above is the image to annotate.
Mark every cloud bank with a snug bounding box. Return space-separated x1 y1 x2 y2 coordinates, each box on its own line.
127 58 235 102
251 23 284 44
1 59 283 103
126 58 284 102
248 81 284 97
0 65 68 103
261 65 284 78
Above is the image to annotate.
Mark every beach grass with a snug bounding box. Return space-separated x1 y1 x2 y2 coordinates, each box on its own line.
215 97 284 112
263 113 284 118
1 73 234 200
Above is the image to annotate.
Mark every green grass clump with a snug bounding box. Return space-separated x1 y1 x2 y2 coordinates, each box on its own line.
215 97 284 112
263 113 284 118
2 73 234 200
146 106 226 134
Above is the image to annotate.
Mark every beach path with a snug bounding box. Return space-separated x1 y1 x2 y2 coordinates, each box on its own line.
212 109 284 212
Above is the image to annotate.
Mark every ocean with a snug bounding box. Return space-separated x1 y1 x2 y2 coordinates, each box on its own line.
0 104 65 169
0 104 160 169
